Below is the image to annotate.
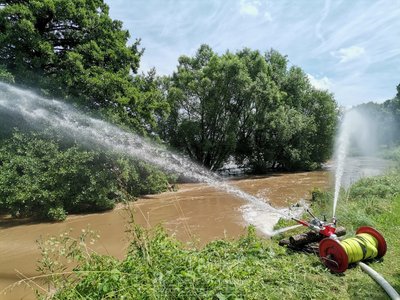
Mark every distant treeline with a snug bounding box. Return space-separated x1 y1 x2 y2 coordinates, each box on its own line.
352 85 400 149
0 0 394 220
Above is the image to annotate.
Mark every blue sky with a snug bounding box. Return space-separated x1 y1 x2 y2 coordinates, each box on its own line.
105 0 400 107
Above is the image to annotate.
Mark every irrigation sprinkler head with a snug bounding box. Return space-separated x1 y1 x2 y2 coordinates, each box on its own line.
292 211 337 238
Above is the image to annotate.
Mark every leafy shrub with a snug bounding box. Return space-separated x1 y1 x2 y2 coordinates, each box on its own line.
46 207 67 221
380 146 400 162
349 174 400 200
0 65 14 83
0 131 171 220
35 224 351 300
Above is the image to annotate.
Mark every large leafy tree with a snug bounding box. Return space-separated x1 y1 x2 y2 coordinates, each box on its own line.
164 45 253 170
236 51 338 171
0 0 140 91
163 46 338 171
0 0 168 134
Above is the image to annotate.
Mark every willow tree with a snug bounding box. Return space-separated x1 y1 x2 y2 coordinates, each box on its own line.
243 60 338 171
163 45 255 170
163 46 338 171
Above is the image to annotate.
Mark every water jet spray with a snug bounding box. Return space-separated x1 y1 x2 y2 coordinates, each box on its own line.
277 108 398 299
0 82 297 235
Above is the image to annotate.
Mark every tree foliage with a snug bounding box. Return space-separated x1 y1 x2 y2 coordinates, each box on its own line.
0 65 14 83
162 45 252 170
162 45 338 171
0 131 171 221
353 83 400 148
0 0 140 89
0 0 169 134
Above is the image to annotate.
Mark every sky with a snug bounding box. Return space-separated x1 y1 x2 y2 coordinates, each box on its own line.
105 0 400 107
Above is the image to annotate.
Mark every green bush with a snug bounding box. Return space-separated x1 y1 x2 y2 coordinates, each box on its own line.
0 131 171 221
46 207 67 221
349 174 400 200
0 65 14 83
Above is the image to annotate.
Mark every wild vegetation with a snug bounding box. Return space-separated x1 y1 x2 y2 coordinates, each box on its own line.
24 164 399 299
1 1 400 299
0 131 171 220
162 46 338 171
0 0 341 220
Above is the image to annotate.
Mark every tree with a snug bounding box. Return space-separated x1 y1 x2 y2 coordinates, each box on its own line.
164 45 253 170
0 0 170 134
236 50 337 171
0 0 140 90
163 46 338 171
305 89 338 164
0 0 172 135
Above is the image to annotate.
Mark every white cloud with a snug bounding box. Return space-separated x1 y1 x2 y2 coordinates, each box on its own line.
264 11 272 22
307 74 332 91
331 46 365 63
239 0 261 16
106 0 400 107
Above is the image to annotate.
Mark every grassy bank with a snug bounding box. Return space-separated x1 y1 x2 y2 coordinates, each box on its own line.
27 171 400 299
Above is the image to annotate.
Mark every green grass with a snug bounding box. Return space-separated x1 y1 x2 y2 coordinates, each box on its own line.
32 172 400 299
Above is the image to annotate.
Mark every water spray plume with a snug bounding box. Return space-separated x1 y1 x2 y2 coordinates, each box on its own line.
332 112 350 219
0 82 293 234
332 108 383 219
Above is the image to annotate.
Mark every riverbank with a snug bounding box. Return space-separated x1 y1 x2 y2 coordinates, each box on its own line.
2 167 399 299
22 173 400 299
0 171 329 300
35 171 400 299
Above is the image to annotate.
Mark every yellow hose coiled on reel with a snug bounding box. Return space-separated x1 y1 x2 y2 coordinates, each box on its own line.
341 233 378 263
319 226 387 273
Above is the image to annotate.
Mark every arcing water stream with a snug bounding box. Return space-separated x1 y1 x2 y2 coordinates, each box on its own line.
0 82 293 232
0 83 393 300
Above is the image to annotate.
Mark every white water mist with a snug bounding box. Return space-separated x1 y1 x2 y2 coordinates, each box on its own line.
332 108 383 218
0 82 294 234
332 113 350 218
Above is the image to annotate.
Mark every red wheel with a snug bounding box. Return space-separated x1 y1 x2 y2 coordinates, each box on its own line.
356 226 387 258
319 238 349 273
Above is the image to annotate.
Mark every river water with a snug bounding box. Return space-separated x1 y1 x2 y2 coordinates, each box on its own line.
0 157 391 299
0 170 330 299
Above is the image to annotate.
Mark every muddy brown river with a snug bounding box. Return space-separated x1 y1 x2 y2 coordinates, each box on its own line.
0 171 331 299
